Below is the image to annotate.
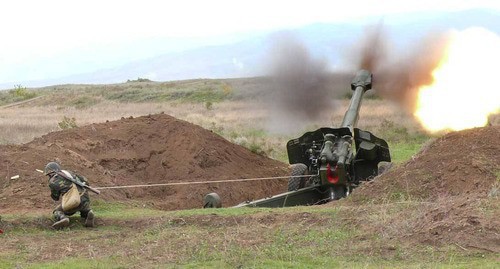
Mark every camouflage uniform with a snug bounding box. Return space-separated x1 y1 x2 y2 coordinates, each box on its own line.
49 171 92 221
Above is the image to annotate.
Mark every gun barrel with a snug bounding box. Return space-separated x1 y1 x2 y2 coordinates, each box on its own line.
341 70 372 129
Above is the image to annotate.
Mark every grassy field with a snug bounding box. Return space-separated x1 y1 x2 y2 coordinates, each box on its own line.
1 201 498 268
1 78 497 268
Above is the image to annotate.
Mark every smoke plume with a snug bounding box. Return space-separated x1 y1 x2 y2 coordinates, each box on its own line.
355 27 450 112
262 27 450 134
264 32 339 133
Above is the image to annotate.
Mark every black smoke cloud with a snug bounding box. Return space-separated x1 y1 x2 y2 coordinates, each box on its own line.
264 32 341 133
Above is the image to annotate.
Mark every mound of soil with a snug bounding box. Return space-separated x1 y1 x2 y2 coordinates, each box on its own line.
346 125 500 252
0 113 288 212
353 125 499 201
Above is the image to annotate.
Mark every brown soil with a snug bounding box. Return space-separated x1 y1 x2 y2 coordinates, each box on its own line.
343 125 500 253
0 113 289 213
353 126 499 202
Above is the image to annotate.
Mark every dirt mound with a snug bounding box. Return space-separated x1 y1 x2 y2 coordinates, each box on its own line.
345 125 500 252
0 113 288 212
353 125 499 202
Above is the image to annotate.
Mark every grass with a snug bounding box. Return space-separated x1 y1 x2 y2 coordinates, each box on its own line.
101 80 232 104
0 78 433 166
90 200 165 219
1 202 498 268
19 255 500 269
0 85 38 106
68 96 101 109
490 174 500 197
389 140 428 164
27 258 132 269
372 118 432 164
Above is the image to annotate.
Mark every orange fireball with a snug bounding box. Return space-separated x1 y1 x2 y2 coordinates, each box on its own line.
414 27 500 133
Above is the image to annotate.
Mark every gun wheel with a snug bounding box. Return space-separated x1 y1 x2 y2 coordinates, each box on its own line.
378 162 393 176
330 185 347 200
203 193 222 208
287 163 308 191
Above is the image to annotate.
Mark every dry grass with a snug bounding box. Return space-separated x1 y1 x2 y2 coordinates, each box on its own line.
0 96 428 163
0 98 420 144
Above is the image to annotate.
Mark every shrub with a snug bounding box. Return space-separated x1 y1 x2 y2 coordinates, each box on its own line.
205 101 213 110
9 85 36 100
58 116 77 129
209 122 224 135
248 141 266 156
70 96 99 109
232 135 269 157
222 83 233 96
127 77 152 83
377 119 428 143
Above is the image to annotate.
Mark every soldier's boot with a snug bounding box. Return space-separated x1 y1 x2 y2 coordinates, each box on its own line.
52 217 70 229
84 210 95 228
52 209 70 229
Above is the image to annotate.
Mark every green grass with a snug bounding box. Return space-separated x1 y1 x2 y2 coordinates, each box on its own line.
27 257 133 269
181 256 499 269
101 81 232 103
28 79 236 107
2 202 498 268
91 199 165 219
20 255 500 269
389 140 427 164
373 119 432 164
92 200 340 218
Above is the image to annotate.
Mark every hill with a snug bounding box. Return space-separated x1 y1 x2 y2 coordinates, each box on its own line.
0 113 288 212
342 125 500 252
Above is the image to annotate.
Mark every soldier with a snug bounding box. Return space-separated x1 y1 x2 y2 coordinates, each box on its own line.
44 162 95 229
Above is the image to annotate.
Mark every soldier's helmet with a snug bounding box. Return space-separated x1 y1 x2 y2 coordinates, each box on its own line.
44 162 61 175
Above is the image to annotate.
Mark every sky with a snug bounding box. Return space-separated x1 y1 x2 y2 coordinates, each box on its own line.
1 0 499 86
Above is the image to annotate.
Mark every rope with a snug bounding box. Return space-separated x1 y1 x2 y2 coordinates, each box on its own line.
94 174 312 190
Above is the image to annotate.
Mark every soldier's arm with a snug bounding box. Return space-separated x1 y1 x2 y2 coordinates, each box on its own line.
48 179 61 201
50 188 60 201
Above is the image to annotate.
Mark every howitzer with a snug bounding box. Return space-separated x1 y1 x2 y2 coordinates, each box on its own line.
56 170 101 195
204 70 390 208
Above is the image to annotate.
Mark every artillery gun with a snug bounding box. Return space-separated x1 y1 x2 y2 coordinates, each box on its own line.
204 70 391 208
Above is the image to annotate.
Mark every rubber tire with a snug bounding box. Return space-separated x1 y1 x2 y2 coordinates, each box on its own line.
331 185 347 200
203 193 222 208
378 162 393 176
287 163 308 191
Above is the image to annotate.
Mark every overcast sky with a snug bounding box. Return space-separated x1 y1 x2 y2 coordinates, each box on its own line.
1 0 499 86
